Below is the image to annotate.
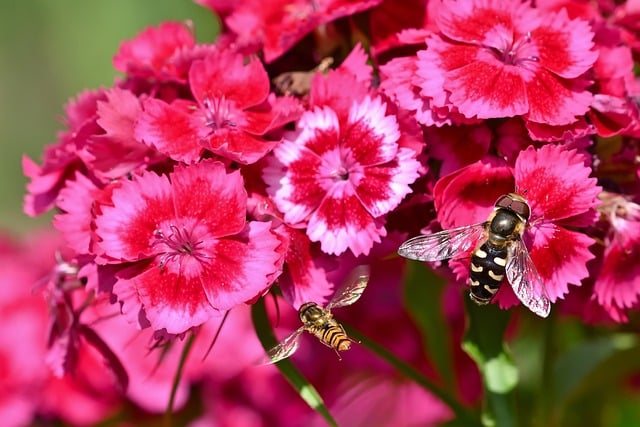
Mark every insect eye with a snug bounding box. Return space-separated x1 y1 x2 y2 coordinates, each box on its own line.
494 194 530 220
510 201 530 220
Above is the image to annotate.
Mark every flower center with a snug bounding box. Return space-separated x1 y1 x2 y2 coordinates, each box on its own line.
333 165 350 181
201 95 237 132
486 31 539 66
153 225 210 269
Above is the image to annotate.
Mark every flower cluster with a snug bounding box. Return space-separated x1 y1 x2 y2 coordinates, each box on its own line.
16 0 640 424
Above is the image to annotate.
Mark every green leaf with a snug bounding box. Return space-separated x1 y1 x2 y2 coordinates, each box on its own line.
403 261 455 391
251 299 339 427
462 298 517 427
553 333 640 415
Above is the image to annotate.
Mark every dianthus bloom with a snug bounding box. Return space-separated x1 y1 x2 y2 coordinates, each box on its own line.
265 93 421 256
593 194 640 319
135 49 301 165
94 160 285 333
433 144 600 309
415 0 598 126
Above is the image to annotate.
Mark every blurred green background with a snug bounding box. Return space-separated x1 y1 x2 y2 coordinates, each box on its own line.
0 0 219 233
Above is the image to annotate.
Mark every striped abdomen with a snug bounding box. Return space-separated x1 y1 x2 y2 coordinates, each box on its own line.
469 242 507 304
313 321 351 352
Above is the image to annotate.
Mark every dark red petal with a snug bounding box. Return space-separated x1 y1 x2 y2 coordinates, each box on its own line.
434 160 514 229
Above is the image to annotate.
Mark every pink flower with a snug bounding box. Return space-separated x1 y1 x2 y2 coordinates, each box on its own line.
593 194 640 316
433 144 600 309
217 0 383 62
415 0 598 126
94 160 285 333
265 95 420 256
113 21 196 83
23 89 107 216
135 50 302 164
78 88 164 181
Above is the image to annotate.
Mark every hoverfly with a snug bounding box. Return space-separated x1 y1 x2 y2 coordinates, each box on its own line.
398 193 551 317
265 265 370 364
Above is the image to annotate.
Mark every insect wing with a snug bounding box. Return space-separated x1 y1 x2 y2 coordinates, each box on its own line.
264 327 305 364
505 239 551 318
398 223 487 262
326 265 371 310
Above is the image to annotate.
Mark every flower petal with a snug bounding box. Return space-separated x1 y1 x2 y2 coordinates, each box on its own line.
128 268 221 334
189 52 269 109
594 230 640 310
170 162 247 238
307 191 384 256
524 70 593 126
201 221 284 310
528 224 594 301
95 171 173 261
344 96 400 165
514 145 600 223
135 98 206 163
356 148 420 218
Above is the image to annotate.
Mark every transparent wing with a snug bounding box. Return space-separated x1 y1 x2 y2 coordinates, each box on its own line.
263 328 305 364
327 265 371 310
505 239 551 318
398 223 487 262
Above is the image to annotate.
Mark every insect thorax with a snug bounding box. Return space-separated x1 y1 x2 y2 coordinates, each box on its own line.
299 302 330 327
487 208 525 246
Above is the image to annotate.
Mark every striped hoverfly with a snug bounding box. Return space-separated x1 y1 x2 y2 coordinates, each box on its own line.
265 265 370 364
398 193 551 317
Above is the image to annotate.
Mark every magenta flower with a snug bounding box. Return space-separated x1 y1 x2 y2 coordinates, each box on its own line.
135 50 301 164
23 89 107 216
93 160 285 334
113 21 196 83
265 95 420 256
434 144 600 308
206 0 383 62
594 194 640 316
415 0 598 126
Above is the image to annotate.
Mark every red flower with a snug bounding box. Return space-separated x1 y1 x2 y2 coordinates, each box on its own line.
594 194 640 316
94 160 285 333
113 21 196 83
434 144 600 309
135 50 302 164
214 0 383 62
265 95 420 256
415 0 598 126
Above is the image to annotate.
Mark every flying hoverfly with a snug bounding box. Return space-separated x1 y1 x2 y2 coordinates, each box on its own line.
398 193 551 318
265 265 370 364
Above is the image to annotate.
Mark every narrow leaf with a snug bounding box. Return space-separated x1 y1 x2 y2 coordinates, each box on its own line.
403 261 455 391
